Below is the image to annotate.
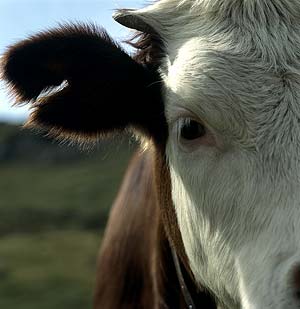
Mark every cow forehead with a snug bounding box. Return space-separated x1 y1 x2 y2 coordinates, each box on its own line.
163 39 272 132
158 7 300 148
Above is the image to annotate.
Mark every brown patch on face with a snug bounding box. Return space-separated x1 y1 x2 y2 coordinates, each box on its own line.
126 30 189 265
153 144 188 269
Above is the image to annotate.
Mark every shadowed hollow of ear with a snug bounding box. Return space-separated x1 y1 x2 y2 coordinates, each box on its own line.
1 23 166 142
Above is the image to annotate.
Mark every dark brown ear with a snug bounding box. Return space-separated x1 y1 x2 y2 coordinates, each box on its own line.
1 24 166 141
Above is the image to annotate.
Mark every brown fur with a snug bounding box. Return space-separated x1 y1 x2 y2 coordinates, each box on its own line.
95 148 216 308
94 150 158 308
1 24 165 142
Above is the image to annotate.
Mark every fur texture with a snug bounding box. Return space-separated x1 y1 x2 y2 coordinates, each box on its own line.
135 0 300 307
1 17 207 308
94 150 216 308
1 24 166 142
4 0 300 308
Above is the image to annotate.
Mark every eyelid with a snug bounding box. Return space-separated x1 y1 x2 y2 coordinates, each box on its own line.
168 106 202 128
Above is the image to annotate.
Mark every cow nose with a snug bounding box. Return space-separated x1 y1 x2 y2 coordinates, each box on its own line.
290 263 300 302
267 258 300 308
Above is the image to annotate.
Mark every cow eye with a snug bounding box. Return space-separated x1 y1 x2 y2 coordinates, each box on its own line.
179 118 206 141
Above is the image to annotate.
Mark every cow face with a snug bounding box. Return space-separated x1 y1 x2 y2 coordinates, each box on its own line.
3 0 300 308
132 0 300 308
117 1 300 308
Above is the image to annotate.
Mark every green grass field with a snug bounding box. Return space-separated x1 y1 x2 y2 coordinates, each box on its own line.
0 144 132 234
0 124 135 308
0 231 100 309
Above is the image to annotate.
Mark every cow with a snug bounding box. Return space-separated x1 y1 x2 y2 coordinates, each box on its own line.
2 0 300 308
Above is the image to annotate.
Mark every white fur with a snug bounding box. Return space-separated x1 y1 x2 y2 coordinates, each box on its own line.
133 1 300 308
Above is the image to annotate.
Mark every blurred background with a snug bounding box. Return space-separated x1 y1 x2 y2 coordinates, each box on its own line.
0 1 141 308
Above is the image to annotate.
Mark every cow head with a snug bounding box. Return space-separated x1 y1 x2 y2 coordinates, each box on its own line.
2 0 300 308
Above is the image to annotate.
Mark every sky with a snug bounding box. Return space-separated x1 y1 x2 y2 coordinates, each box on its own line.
0 0 143 123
